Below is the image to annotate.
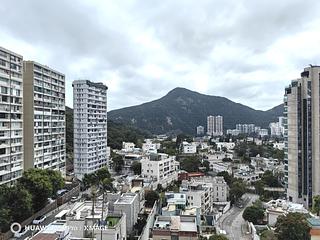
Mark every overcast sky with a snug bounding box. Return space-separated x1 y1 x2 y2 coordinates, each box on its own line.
1 0 320 110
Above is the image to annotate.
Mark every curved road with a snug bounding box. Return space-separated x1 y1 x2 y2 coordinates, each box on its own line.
217 193 259 240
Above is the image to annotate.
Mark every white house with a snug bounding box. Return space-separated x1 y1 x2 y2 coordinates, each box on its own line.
182 141 197 154
141 153 180 188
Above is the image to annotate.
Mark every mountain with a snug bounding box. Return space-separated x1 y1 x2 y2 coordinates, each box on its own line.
108 87 284 135
65 107 150 153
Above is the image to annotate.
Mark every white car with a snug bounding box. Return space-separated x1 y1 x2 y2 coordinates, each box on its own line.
14 226 28 238
32 215 46 225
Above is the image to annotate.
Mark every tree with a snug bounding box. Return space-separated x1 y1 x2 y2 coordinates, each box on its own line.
261 170 279 187
217 171 232 185
82 167 112 189
18 169 54 211
5 186 33 222
260 230 277 240
145 190 159 207
131 161 142 175
242 205 264 224
46 169 65 197
202 160 210 172
180 156 201 172
0 208 11 233
275 213 310 240
313 195 320 216
209 235 228 240
229 180 246 203
113 154 124 173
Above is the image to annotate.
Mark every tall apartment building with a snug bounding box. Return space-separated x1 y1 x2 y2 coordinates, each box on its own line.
0 47 23 185
215 115 223 136
207 115 223 136
23 61 66 173
284 66 320 208
73 80 108 180
196 125 204 135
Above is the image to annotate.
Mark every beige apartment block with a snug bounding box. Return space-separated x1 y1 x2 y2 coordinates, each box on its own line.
23 61 66 174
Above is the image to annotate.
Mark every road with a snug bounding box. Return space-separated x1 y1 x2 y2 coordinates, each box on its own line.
217 193 259 240
13 201 78 240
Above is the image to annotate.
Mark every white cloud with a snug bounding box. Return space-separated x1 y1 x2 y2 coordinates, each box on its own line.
0 0 319 110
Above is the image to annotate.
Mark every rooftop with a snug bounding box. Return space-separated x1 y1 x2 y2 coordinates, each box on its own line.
308 218 320 228
105 216 121 227
115 193 137 204
153 216 197 232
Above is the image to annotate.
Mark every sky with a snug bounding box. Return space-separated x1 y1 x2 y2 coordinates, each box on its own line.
1 0 320 111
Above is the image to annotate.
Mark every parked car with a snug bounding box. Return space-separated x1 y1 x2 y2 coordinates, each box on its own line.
70 196 80 203
14 227 28 238
32 215 46 225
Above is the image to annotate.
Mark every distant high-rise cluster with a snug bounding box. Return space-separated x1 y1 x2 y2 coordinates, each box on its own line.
236 123 256 134
226 123 269 137
269 117 285 137
284 66 320 208
206 115 223 136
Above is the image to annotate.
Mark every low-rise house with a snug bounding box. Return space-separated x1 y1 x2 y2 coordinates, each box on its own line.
141 153 180 188
66 200 127 240
265 199 308 226
122 142 135 152
308 218 320 240
152 216 198 240
114 193 140 234
181 141 197 154
180 177 229 215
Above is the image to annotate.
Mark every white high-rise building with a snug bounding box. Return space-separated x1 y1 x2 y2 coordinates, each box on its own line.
215 115 223 136
23 61 66 174
0 47 23 185
207 115 215 136
196 125 204 135
207 115 223 136
73 80 108 180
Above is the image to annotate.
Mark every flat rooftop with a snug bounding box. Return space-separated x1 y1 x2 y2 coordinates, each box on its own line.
154 216 197 232
115 193 136 204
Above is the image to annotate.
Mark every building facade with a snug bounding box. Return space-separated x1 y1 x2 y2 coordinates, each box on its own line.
73 80 108 180
284 66 320 208
207 115 223 136
196 125 204 135
23 61 66 173
0 47 23 185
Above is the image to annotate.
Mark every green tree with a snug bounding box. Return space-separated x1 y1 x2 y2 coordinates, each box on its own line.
180 156 201 172
313 195 320 216
260 230 277 240
217 171 233 185
209 235 228 240
18 169 54 211
229 180 246 203
5 186 33 222
242 205 264 224
0 208 11 233
46 169 65 197
261 170 279 187
131 161 142 175
145 190 159 207
113 154 124 173
253 180 266 196
275 213 310 240
82 167 111 189
202 160 210 172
